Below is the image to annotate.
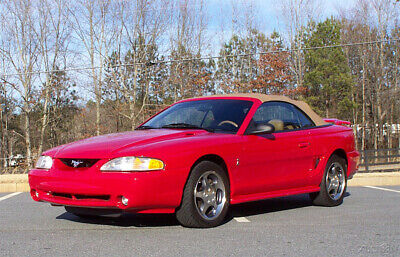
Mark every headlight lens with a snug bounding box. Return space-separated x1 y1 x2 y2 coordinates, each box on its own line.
100 157 164 172
35 156 53 170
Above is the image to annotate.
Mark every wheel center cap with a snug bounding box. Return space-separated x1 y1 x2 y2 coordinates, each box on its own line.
205 191 216 202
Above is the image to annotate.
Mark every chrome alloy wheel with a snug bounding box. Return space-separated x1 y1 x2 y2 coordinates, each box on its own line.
194 171 227 220
325 162 346 201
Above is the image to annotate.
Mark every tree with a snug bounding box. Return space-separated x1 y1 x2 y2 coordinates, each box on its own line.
303 18 355 119
251 32 294 95
339 0 399 149
104 42 165 130
0 82 18 168
69 0 116 136
30 69 78 149
167 0 211 100
36 0 71 156
103 0 169 130
278 0 321 89
216 30 267 93
0 0 40 168
43 70 78 148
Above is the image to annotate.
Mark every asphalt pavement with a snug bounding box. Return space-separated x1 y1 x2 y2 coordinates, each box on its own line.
1 186 399 257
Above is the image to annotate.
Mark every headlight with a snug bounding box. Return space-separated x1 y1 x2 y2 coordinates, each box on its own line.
100 157 164 172
35 156 53 170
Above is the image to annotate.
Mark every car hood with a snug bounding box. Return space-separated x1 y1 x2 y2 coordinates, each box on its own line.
49 129 208 159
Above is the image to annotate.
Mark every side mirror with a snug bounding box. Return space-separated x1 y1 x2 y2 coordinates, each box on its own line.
248 123 275 135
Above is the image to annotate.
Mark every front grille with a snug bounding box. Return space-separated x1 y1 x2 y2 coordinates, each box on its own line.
75 194 110 201
60 158 99 168
51 192 110 201
52 192 73 199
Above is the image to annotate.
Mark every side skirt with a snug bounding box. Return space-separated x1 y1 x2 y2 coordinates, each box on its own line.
230 186 320 205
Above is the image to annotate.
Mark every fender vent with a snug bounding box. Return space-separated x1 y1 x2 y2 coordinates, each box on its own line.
59 159 99 168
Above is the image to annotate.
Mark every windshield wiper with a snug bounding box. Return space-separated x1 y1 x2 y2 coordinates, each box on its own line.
161 123 214 132
135 125 157 130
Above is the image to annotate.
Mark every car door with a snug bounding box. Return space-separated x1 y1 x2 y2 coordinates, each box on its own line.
239 101 316 195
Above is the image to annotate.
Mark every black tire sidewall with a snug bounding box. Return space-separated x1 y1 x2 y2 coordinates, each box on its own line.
314 155 347 206
177 161 230 228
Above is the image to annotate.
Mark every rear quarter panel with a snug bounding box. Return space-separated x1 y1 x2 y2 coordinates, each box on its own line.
308 125 358 186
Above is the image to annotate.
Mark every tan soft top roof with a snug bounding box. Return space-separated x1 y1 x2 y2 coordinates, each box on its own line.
198 93 327 126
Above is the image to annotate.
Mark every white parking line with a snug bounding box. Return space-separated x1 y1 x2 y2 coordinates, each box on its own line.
234 217 250 223
364 186 400 194
0 192 22 202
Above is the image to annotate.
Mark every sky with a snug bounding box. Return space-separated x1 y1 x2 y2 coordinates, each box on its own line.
205 0 358 35
198 0 360 54
1 0 364 103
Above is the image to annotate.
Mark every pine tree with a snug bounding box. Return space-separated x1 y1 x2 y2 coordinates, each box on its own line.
303 18 355 119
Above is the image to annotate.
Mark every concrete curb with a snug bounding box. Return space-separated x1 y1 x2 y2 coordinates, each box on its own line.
0 172 399 193
347 172 400 187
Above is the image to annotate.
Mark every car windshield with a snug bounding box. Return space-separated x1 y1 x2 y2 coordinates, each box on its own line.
138 99 253 134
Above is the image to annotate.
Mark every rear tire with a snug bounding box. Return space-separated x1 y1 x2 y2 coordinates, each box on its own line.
176 161 230 228
310 155 347 207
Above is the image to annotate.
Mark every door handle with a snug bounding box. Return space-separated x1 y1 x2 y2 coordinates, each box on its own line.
298 142 310 148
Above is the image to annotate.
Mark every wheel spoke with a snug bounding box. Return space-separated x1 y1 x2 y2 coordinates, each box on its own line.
195 190 205 200
338 173 344 183
327 181 334 193
331 185 338 196
330 165 337 176
211 200 218 209
200 202 211 215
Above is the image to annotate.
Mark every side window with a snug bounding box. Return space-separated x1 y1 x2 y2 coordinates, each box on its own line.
252 102 315 132
295 108 315 128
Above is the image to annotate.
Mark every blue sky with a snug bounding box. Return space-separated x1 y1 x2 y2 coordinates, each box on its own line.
199 0 359 53
205 0 357 35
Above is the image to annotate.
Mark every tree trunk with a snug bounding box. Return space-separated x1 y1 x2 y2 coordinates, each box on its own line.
361 49 366 150
38 79 50 155
24 109 32 168
131 63 139 130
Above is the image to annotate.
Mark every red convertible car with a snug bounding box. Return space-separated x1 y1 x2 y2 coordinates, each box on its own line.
29 94 359 227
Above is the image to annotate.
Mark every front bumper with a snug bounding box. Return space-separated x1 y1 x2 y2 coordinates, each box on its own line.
28 164 184 213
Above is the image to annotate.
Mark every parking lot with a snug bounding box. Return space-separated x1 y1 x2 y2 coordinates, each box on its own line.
1 186 399 257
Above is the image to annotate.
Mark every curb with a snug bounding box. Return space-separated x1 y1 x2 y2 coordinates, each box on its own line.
1 172 400 193
347 172 400 187
0 174 29 193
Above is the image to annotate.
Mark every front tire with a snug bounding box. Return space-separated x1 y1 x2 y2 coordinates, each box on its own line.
310 155 347 206
176 161 230 228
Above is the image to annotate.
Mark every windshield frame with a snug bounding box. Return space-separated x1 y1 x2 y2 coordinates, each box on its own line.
137 98 257 134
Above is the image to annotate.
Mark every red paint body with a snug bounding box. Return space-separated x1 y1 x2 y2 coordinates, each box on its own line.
29 96 359 213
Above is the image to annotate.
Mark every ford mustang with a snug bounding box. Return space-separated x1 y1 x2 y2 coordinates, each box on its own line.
29 94 359 227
